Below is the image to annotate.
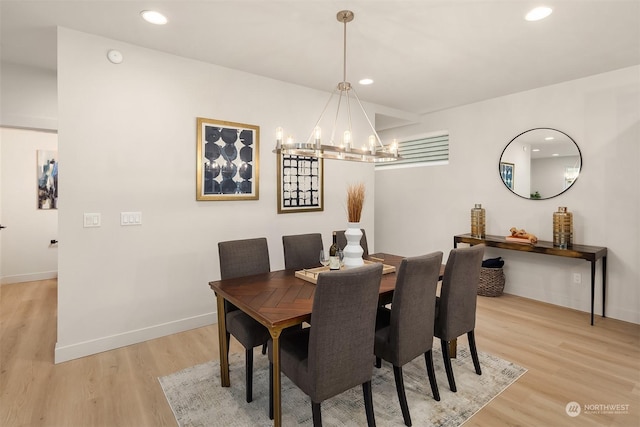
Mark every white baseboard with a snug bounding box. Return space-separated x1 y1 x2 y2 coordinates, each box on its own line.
1 271 58 285
54 311 217 364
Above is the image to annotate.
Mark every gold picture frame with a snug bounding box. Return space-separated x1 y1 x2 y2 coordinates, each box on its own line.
196 117 259 201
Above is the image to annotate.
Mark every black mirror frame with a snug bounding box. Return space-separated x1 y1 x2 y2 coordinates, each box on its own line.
499 127 582 200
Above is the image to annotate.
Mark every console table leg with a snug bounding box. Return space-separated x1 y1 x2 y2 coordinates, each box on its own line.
602 256 607 318
590 261 596 326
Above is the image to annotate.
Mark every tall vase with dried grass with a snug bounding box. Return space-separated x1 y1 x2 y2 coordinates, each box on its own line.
344 183 366 268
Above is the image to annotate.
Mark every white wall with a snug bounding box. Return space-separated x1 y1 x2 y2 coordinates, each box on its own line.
0 128 58 284
0 62 57 131
376 65 640 324
56 28 379 362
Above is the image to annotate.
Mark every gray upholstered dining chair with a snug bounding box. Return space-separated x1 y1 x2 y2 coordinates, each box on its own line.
218 237 272 403
374 252 443 426
335 228 369 258
268 263 383 426
434 244 485 392
282 233 324 270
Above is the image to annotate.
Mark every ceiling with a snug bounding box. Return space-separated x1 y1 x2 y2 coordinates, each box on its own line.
1 0 639 129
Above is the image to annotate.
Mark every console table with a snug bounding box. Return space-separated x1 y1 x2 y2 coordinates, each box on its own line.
454 233 607 325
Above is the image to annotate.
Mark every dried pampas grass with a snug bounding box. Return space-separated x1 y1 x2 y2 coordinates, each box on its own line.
346 183 366 223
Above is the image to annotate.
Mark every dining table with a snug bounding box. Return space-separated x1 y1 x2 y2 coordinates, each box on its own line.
209 253 444 427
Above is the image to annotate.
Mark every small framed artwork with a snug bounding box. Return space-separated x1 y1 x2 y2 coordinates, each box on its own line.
277 154 323 213
500 162 514 190
37 150 58 209
196 117 260 201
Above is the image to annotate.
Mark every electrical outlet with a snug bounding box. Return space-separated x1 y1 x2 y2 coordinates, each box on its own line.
573 273 582 284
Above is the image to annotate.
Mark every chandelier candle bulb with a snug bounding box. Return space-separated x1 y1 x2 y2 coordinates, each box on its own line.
314 126 322 149
275 127 283 149
343 130 351 150
471 203 486 238
553 206 573 249
369 135 376 154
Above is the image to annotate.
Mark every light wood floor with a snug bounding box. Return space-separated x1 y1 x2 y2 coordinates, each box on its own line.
1 279 639 426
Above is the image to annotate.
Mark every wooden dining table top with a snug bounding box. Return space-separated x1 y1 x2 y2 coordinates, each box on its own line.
209 253 445 332
208 253 407 331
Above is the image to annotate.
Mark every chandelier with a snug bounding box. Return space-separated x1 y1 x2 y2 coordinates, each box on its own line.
273 10 400 163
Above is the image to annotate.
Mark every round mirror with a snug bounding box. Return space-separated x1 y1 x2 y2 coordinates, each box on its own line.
499 128 581 200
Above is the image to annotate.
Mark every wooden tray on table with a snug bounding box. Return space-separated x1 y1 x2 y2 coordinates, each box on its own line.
295 259 396 284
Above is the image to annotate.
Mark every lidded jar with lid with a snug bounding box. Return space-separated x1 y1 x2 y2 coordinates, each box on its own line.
553 206 573 249
470 204 486 238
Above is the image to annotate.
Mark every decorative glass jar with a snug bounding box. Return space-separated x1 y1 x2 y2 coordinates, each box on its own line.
553 206 573 249
471 204 486 238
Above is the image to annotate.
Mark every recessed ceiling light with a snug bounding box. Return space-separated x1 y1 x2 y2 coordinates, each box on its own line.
359 78 374 85
532 148 541 152
552 153 560 156
525 6 552 21
545 136 554 140
141 10 168 25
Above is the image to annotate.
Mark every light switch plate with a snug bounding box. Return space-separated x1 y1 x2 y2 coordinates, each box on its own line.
121 212 142 226
83 213 101 228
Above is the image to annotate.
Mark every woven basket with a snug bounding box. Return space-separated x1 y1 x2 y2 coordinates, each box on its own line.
477 267 505 297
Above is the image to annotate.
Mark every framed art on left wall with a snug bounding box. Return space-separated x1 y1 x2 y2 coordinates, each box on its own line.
196 117 260 201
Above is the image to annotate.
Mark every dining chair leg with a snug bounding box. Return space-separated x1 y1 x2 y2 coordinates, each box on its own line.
424 350 440 401
468 330 482 375
392 366 411 426
245 348 254 402
311 401 322 426
268 362 274 420
375 357 381 368
441 339 457 392
225 331 231 358
362 380 377 427
262 342 267 355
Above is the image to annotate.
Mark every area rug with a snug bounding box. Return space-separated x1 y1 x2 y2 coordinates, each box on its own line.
159 345 526 426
